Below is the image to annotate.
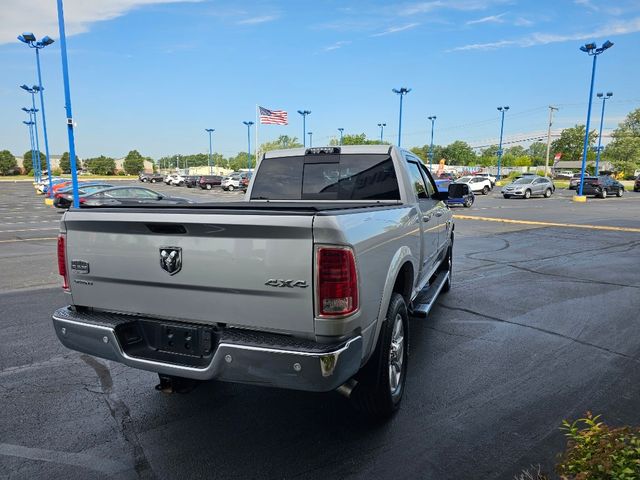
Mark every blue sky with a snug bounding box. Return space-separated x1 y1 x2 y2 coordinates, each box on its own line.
1 0 640 160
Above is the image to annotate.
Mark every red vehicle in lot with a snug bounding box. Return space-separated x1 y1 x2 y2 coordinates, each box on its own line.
198 175 223 190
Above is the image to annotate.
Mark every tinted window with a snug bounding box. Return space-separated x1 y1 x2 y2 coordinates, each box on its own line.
406 162 428 199
251 154 400 200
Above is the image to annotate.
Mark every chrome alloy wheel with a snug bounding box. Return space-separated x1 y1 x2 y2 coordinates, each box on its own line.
388 314 405 395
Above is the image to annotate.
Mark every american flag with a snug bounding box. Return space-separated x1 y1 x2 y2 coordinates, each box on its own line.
259 106 288 125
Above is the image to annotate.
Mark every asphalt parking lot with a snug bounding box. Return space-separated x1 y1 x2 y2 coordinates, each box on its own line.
1 180 639 479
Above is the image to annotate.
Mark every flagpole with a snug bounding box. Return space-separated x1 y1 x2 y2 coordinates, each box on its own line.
255 104 259 169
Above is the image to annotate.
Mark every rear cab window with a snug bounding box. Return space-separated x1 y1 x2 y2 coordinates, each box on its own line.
250 152 400 201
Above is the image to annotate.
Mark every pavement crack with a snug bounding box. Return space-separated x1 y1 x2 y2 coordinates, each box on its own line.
438 304 639 363
80 355 156 480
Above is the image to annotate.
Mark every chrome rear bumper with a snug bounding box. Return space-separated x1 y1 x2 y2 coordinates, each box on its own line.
52 307 362 392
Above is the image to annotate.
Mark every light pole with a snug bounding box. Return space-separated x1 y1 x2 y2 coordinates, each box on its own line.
297 110 311 147
427 116 436 172
20 86 42 181
544 106 558 177
338 128 344 146
18 33 55 196
308 132 313 148
577 40 614 198
22 118 36 177
392 88 411 147
378 123 386 142
205 128 215 174
243 121 254 170
22 108 38 179
595 92 612 175
496 106 509 180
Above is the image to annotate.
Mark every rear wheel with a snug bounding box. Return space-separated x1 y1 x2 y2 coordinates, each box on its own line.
150 179 156 183
524 189 531 199
228 185 235 191
351 294 408 419
600 188 607 199
206 184 212 190
544 188 552 198
463 197 473 207
482 186 489 195
503 195 510 199
616 188 623 197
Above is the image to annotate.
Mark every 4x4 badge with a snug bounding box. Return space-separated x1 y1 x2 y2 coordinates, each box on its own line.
265 279 308 288
160 247 182 275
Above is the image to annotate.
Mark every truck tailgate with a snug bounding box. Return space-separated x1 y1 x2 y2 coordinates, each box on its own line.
63 211 315 335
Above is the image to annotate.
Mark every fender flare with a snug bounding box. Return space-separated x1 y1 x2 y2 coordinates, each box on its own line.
363 246 417 364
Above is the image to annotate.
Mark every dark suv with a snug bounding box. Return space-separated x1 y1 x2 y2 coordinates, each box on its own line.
579 175 624 198
139 173 165 184
184 176 201 188
199 175 223 190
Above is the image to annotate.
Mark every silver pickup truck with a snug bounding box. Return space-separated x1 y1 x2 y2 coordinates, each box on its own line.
53 145 456 418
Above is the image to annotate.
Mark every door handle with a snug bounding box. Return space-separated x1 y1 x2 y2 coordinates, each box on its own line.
422 215 431 222
434 210 444 218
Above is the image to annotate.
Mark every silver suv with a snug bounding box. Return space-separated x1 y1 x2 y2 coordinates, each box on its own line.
502 176 555 199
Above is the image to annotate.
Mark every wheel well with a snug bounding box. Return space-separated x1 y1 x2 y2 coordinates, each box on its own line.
392 262 414 305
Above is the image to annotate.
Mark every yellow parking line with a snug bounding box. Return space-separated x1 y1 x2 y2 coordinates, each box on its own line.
453 215 640 233
0 237 57 244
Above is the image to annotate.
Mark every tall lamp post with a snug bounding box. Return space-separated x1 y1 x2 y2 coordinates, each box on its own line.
243 121 254 170
577 40 614 198
22 118 36 177
496 106 509 180
205 128 215 174
595 92 613 175
378 123 386 142
544 106 559 177
338 128 344 146
427 116 436 171
297 110 311 147
20 86 42 182
22 108 38 180
17 33 55 197
392 88 411 147
308 132 313 148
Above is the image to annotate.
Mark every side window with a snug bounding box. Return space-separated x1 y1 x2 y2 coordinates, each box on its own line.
406 162 429 199
417 163 436 197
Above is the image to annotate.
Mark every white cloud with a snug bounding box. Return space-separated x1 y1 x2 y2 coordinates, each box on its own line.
399 0 509 16
371 23 420 37
466 13 506 25
237 15 279 25
323 40 351 51
0 0 199 45
450 16 640 51
514 17 534 27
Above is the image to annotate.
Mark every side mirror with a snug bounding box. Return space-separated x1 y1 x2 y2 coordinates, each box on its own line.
447 183 466 199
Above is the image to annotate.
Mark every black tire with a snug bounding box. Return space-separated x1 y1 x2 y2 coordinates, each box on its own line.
206 184 212 190
142 178 148 182
351 293 408 419
544 188 552 198
503 195 510 199
600 188 607 199
463 197 473 207
228 185 235 191
524 189 531 199
482 186 489 195
616 188 623 197
150 179 156 183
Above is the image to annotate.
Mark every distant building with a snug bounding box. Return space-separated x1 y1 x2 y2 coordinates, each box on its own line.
554 160 613 171
114 158 154 173
16 155 63 171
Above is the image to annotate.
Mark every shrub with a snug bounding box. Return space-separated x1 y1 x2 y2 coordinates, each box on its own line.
51 168 62 176
117 170 126 176
513 465 549 479
556 412 640 479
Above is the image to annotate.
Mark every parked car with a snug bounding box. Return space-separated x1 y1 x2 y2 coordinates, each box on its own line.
634 175 640 192
164 174 185 186
473 172 496 187
502 176 555 199
240 172 253 192
53 145 463 418
436 180 474 207
139 173 165 183
578 176 624 198
569 173 583 190
77 187 192 206
199 175 223 190
221 173 248 191
437 172 457 181
183 176 201 188
455 176 492 195
53 184 113 209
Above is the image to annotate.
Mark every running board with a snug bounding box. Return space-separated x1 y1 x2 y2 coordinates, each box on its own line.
410 271 449 318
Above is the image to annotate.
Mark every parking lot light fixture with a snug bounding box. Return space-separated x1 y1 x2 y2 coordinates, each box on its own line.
17 31 55 197
308 132 313 148
205 128 215 174
22 119 36 177
297 110 311 147
338 128 344 145
21 86 43 182
496 106 509 180
594 92 612 176
392 88 411 147
427 116 436 171
243 121 254 170
577 40 614 198
378 123 386 142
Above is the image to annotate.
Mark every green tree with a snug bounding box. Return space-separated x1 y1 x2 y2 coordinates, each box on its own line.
527 141 547 166
441 140 476 165
84 156 116 175
329 133 386 146
59 151 79 174
411 144 445 164
551 125 597 162
604 107 640 178
123 150 146 175
22 150 46 175
0 150 18 175
260 135 303 152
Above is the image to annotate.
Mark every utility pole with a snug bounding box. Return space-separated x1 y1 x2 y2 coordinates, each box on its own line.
544 106 558 177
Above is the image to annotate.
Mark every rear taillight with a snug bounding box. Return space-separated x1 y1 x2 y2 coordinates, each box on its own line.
57 234 69 291
316 246 359 317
